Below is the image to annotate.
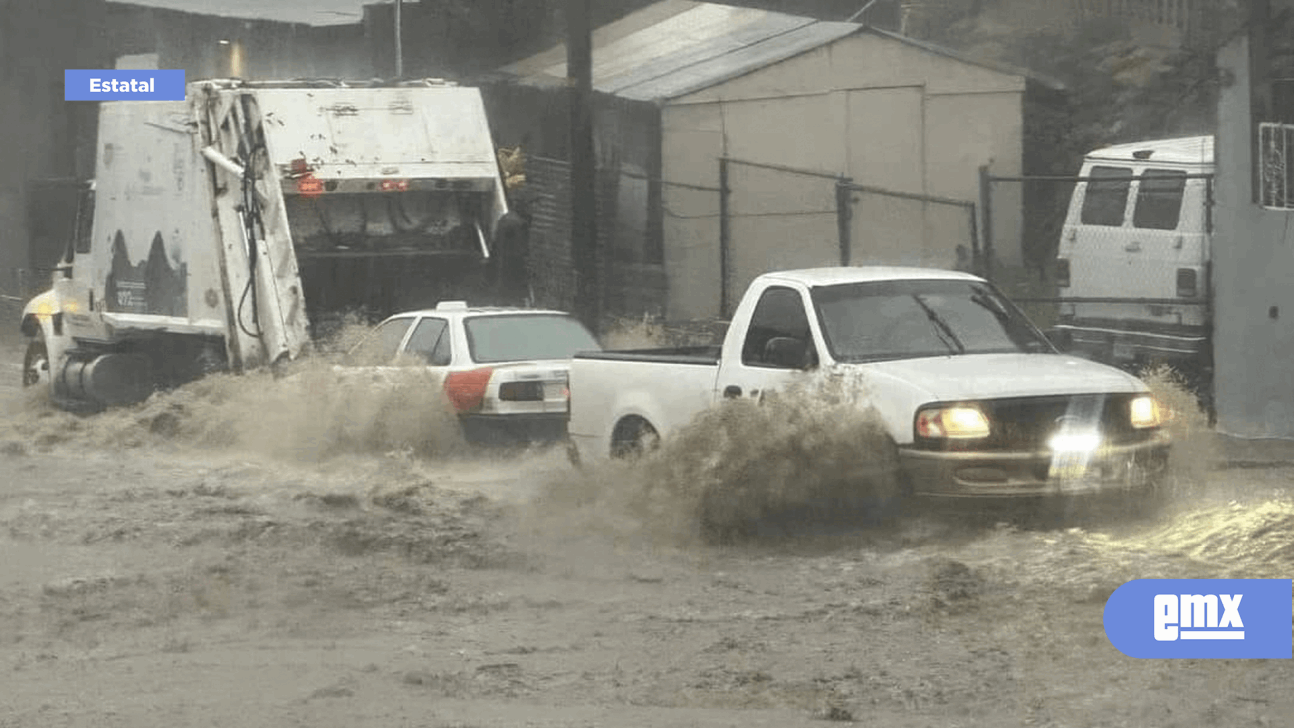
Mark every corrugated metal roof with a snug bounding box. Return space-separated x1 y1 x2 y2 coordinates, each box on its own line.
607 19 862 101
112 0 367 26
500 1 863 102
501 0 1056 102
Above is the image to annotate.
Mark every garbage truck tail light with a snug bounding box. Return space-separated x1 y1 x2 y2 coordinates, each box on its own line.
297 177 324 196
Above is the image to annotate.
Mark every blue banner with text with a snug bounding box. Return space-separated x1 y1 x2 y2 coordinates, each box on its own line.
1104 579 1292 659
65 70 185 101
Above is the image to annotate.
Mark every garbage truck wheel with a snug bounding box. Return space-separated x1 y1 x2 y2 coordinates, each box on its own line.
22 333 50 389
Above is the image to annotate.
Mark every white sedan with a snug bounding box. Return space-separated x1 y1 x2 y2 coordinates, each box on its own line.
344 301 601 445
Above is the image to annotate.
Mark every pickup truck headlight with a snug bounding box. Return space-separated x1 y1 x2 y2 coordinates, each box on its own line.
915 406 991 439
1129 394 1164 429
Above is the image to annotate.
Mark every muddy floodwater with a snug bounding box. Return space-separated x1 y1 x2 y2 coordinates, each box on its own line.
1 334 1292 727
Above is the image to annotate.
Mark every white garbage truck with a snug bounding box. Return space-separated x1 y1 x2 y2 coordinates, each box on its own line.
19 78 519 411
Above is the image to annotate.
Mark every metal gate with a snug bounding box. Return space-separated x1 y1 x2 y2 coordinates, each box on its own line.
717 156 979 317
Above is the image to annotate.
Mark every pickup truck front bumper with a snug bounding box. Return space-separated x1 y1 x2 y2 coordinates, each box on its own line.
897 430 1171 499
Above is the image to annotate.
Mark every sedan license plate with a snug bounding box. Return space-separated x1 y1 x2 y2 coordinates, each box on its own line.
543 382 565 400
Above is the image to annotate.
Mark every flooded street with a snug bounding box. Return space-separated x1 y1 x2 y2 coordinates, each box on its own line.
2 336 1293 728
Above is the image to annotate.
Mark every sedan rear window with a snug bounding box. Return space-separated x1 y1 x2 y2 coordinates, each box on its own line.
345 317 413 366
464 314 600 364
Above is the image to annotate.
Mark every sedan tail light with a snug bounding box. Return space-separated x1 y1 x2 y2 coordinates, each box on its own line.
1176 268 1198 298
443 367 493 413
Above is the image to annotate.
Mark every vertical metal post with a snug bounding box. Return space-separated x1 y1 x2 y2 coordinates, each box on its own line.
568 0 600 331
978 164 995 279
836 178 853 266
1205 174 1214 234
394 0 403 78
1250 0 1271 204
718 157 730 318
967 202 979 267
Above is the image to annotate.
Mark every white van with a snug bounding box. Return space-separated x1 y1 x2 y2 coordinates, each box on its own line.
1052 136 1213 378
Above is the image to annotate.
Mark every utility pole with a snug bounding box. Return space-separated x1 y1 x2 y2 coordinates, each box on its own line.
567 0 600 331
394 0 404 78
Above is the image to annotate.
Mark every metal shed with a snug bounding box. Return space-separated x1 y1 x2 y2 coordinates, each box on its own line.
499 0 1061 321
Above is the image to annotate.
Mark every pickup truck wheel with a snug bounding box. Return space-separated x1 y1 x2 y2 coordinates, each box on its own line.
610 418 660 460
22 334 50 389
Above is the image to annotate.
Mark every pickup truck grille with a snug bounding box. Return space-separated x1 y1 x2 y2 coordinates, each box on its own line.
916 393 1156 452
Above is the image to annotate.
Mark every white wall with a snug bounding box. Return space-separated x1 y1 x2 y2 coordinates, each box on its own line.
1212 35 1294 438
658 31 1026 319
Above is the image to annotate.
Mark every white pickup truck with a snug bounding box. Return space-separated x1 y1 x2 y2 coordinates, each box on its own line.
567 267 1171 502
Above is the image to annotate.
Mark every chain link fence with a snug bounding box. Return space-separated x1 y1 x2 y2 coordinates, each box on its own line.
840 180 979 272
719 158 839 317
716 157 979 317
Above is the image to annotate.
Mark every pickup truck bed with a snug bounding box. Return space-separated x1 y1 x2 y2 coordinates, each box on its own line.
568 347 721 452
574 345 720 366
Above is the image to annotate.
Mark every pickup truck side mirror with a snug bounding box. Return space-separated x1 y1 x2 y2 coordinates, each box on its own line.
1043 327 1073 352
764 336 816 370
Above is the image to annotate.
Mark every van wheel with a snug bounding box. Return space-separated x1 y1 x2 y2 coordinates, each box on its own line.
22 333 50 388
610 417 660 459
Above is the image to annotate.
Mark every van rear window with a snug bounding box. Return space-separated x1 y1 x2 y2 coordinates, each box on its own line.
1133 169 1187 230
1080 166 1133 226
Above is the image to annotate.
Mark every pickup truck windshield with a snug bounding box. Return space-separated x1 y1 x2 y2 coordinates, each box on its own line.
811 279 1053 363
464 314 601 364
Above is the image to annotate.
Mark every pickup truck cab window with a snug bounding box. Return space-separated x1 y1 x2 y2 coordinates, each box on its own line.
811 280 1052 363
403 316 452 366
741 285 817 369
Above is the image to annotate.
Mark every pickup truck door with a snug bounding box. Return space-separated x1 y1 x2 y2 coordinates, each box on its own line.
715 284 822 402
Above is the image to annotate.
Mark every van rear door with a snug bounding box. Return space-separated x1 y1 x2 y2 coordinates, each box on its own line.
1127 168 1209 328
1060 164 1136 307
1060 164 1207 329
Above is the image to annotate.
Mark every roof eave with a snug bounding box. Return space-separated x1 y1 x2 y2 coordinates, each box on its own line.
861 26 1066 92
